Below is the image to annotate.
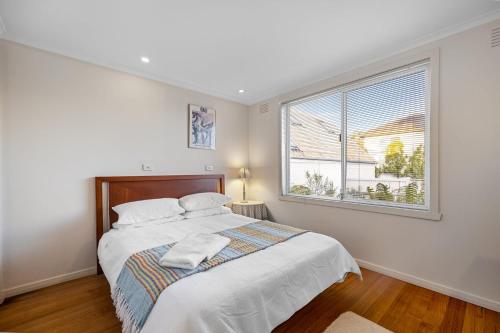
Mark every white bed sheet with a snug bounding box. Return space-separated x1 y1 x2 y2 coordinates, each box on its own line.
98 213 361 333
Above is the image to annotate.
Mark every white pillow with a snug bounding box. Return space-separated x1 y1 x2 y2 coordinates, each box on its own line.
179 192 232 211
183 206 232 219
112 214 185 229
112 198 185 226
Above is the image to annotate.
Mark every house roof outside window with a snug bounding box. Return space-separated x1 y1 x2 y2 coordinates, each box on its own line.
289 110 375 163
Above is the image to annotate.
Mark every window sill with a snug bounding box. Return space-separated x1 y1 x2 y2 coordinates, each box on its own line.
279 195 442 221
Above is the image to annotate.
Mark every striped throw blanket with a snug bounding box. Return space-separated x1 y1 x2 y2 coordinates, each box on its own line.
112 221 307 333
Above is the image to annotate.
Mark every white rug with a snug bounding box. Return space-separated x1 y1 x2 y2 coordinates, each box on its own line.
324 312 393 333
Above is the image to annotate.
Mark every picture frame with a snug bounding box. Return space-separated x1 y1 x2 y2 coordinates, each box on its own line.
188 104 216 150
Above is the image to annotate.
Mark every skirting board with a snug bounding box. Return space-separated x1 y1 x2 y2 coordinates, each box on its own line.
356 259 500 313
2 266 97 299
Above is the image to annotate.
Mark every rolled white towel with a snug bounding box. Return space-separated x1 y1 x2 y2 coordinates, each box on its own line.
159 233 231 269
203 234 231 260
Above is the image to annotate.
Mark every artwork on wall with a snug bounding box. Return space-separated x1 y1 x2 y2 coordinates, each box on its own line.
188 104 216 150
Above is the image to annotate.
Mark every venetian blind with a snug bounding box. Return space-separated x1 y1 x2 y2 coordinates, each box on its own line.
283 61 430 210
345 67 428 207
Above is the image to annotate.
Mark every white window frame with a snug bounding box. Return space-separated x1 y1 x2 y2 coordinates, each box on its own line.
280 50 441 221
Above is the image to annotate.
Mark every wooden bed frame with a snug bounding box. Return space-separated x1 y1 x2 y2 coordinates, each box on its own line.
95 174 225 274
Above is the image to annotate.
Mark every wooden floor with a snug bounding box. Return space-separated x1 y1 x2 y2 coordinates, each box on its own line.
1 268 499 332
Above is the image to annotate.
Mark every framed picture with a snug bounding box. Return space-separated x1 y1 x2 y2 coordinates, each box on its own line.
188 104 216 150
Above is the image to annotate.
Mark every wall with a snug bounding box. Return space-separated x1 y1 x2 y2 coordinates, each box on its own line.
1 41 249 293
0 40 6 302
248 20 500 310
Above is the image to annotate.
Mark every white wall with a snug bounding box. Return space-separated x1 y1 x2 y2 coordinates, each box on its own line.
249 20 500 310
1 41 249 292
0 40 6 302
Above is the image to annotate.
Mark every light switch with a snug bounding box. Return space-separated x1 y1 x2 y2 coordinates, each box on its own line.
142 163 153 171
205 165 214 171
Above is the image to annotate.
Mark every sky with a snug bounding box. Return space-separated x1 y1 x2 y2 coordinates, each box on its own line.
290 69 427 134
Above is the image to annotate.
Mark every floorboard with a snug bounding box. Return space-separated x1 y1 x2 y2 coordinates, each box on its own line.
1 268 499 332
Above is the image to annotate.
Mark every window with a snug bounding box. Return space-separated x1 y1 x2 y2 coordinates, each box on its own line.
281 60 438 217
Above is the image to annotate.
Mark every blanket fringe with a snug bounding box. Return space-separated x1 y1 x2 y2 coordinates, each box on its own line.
112 286 141 333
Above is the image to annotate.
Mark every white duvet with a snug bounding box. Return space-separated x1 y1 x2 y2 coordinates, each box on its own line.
98 213 361 333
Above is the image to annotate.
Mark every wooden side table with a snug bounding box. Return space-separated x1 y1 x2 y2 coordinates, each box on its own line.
232 201 268 220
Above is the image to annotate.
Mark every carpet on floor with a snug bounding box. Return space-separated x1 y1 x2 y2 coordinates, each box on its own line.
324 311 393 333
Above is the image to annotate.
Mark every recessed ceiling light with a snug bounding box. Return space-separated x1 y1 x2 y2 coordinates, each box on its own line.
238 89 245 94
141 56 150 63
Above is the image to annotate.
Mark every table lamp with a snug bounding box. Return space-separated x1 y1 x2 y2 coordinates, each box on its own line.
239 167 250 203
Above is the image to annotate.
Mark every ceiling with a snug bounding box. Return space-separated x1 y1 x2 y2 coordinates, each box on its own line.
0 1 499 105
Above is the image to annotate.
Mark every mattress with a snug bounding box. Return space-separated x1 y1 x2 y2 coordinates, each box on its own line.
98 213 361 333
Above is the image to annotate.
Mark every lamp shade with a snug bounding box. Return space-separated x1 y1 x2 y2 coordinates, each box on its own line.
239 167 250 179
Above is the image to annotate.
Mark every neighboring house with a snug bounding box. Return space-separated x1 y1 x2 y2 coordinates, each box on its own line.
356 113 425 165
289 110 376 191
289 111 425 197
352 113 426 196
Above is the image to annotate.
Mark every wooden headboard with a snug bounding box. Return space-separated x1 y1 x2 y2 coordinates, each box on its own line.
95 174 225 273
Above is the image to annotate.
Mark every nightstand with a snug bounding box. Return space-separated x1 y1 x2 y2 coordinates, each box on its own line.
232 200 268 220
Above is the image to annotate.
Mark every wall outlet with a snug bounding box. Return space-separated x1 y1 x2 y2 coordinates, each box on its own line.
142 163 153 171
205 165 214 171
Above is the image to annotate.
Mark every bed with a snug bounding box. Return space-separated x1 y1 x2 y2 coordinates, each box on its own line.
96 175 361 333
